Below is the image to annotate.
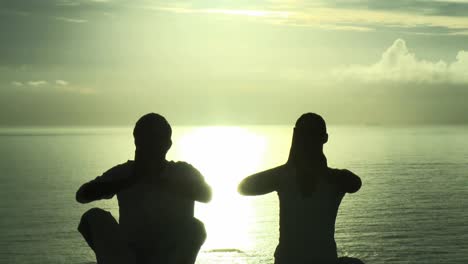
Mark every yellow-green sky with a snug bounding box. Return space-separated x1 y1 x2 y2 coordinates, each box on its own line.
1 0 468 125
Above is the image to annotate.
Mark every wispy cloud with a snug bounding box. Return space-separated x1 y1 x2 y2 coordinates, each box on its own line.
2 0 114 22
146 1 468 34
55 80 69 86
286 7 468 33
11 79 97 94
147 6 289 18
56 0 81 7
27 80 48 86
205 8 289 18
4 0 468 33
52 80 97 94
57 86 97 95
450 30 468 35
54 16 87 23
145 5 375 32
334 39 468 84
56 0 112 6
11 81 24 87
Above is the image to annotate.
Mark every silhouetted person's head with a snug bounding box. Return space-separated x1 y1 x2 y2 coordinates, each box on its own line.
289 113 328 161
133 113 172 160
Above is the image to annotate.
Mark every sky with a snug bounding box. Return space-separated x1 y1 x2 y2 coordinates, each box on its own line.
1 0 468 126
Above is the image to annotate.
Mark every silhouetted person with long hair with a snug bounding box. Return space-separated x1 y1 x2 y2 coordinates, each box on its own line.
76 113 212 264
238 113 363 264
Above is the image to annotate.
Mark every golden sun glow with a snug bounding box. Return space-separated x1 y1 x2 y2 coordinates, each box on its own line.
175 127 267 250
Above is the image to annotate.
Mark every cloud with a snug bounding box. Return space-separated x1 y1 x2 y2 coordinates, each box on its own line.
52 79 97 94
11 81 24 86
54 16 87 23
55 80 69 86
4 0 468 33
288 7 468 33
145 1 468 34
55 85 97 94
10 79 97 94
334 39 468 84
1 0 115 23
309 0 468 17
145 6 375 32
27 80 48 86
147 6 290 18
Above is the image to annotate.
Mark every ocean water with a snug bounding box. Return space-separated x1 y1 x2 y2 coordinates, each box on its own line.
0 125 467 264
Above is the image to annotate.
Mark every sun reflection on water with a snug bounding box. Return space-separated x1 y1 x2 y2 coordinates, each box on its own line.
175 126 267 251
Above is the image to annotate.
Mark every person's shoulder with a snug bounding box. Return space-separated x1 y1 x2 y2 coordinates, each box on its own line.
99 160 134 181
327 167 361 193
167 160 198 171
266 164 290 177
328 167 357 178
281 163 294 173
108 160 134 173
247 164 288 179
165 160 204 179
263 164 290 188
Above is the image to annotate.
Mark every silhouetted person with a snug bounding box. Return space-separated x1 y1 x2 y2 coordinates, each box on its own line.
76 113 212 264
238 113 363 264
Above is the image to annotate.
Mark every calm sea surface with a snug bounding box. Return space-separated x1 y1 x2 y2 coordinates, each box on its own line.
0 126 467 264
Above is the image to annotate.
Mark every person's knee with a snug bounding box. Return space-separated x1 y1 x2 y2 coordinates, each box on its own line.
82 207 110 219
78 208 116 251
78 208 111 232
174 219 206 263
192 218 207 245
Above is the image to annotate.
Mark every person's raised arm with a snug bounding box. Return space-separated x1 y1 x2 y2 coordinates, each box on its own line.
76 165 131 204
75 179 128 204
76 181 105 204
162 162 212 203
329 169 362 194
176 179 212 203
238 165 282 196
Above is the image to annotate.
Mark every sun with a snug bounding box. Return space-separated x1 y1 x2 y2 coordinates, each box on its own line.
173 126 267 250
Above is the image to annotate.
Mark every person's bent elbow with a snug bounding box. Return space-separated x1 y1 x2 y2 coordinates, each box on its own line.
76 188 90 204
347 174 362 194
238 180 256 196
196 185 212 203
76 183 97 204
237 181 247 195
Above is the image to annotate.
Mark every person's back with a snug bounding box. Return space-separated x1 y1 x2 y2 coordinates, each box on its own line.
76 113 212 264
238 113 363 264
275 165 355 263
